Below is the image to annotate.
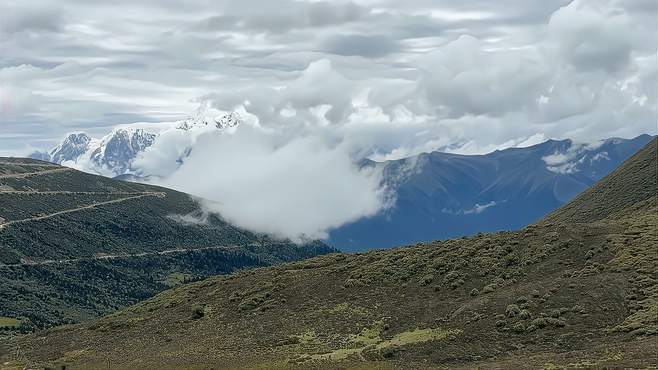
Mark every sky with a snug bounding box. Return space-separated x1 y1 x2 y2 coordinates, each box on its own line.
1 0 656 156
1 0 656 240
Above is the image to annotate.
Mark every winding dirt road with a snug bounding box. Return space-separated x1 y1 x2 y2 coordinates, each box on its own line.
0 192 166 230
0 168 72 179
0 245 237 268
0 165 191 269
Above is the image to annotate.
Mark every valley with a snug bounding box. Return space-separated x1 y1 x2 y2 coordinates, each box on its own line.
1 140 654 368
0 158 334 329
3 1 655 369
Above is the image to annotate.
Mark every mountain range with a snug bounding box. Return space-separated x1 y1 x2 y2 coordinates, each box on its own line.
330 134 653 250
30 117 653 251
4 137 655 369
29 109 242 177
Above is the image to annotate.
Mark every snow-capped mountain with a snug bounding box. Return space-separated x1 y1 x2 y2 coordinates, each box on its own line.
89 128 157 174
49 133 92 164
30 111 242 176
176 111 241 130
28 110 651 252
216 112 242 129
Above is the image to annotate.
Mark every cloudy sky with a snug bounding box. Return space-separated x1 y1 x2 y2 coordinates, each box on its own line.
1 0 656 156
1 0 656 239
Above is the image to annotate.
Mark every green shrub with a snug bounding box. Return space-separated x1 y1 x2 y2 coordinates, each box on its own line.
191 304 205 319
546 317 566 327
516 296 529 304
519 309 532 320
506 304 521 318
450 279 465 289
571 305 586 314
470 288 479 296
531 317 548 328
549 309 562 318
512 322 525 333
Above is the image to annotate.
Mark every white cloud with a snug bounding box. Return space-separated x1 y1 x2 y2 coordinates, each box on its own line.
542 139 608 174
3 0 654 156
151 124 390 241
545 0 634 73
442 200 501 216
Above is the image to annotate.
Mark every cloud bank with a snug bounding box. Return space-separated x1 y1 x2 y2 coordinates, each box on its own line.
2 0 655 157
144 122 389 241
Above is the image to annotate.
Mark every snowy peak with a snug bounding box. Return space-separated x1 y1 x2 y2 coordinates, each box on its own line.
27 106 245 177
176 111 242 131
90 128 156 173
49 133 92 163
176 115 215 131
216 112 242 129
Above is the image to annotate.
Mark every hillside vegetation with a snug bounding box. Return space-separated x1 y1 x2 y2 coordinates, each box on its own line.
2 139 657 369
0 158 333 329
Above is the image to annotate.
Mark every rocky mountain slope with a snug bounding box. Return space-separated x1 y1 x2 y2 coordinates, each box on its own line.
330 134 653 250
0 158 333 329
4 139 655 369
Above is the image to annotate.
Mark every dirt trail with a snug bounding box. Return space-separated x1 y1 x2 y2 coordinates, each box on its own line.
0 190 155 195
0 245 237 268
0 162 59 167
0 168 71 179
0 192 166 229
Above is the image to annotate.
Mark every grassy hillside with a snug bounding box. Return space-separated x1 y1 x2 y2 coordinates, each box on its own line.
0 158 334 329
1 139 656 369
542 138 657 224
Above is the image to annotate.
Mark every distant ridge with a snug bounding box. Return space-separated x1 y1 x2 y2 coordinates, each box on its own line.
5 138 656 369
542 138 657 224
330 134 654 250
29 130 653 251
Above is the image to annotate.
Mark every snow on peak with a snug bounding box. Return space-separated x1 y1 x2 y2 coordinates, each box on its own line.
90 128 157 173
216 112 242 129
49 132 92 163
33 105 243 176
177 111 243 131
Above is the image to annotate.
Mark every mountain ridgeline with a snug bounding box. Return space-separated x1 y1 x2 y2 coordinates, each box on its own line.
29 110 242 177
330 134 653 250
0 158 333 329
4 139 655 369
32 125 652 251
